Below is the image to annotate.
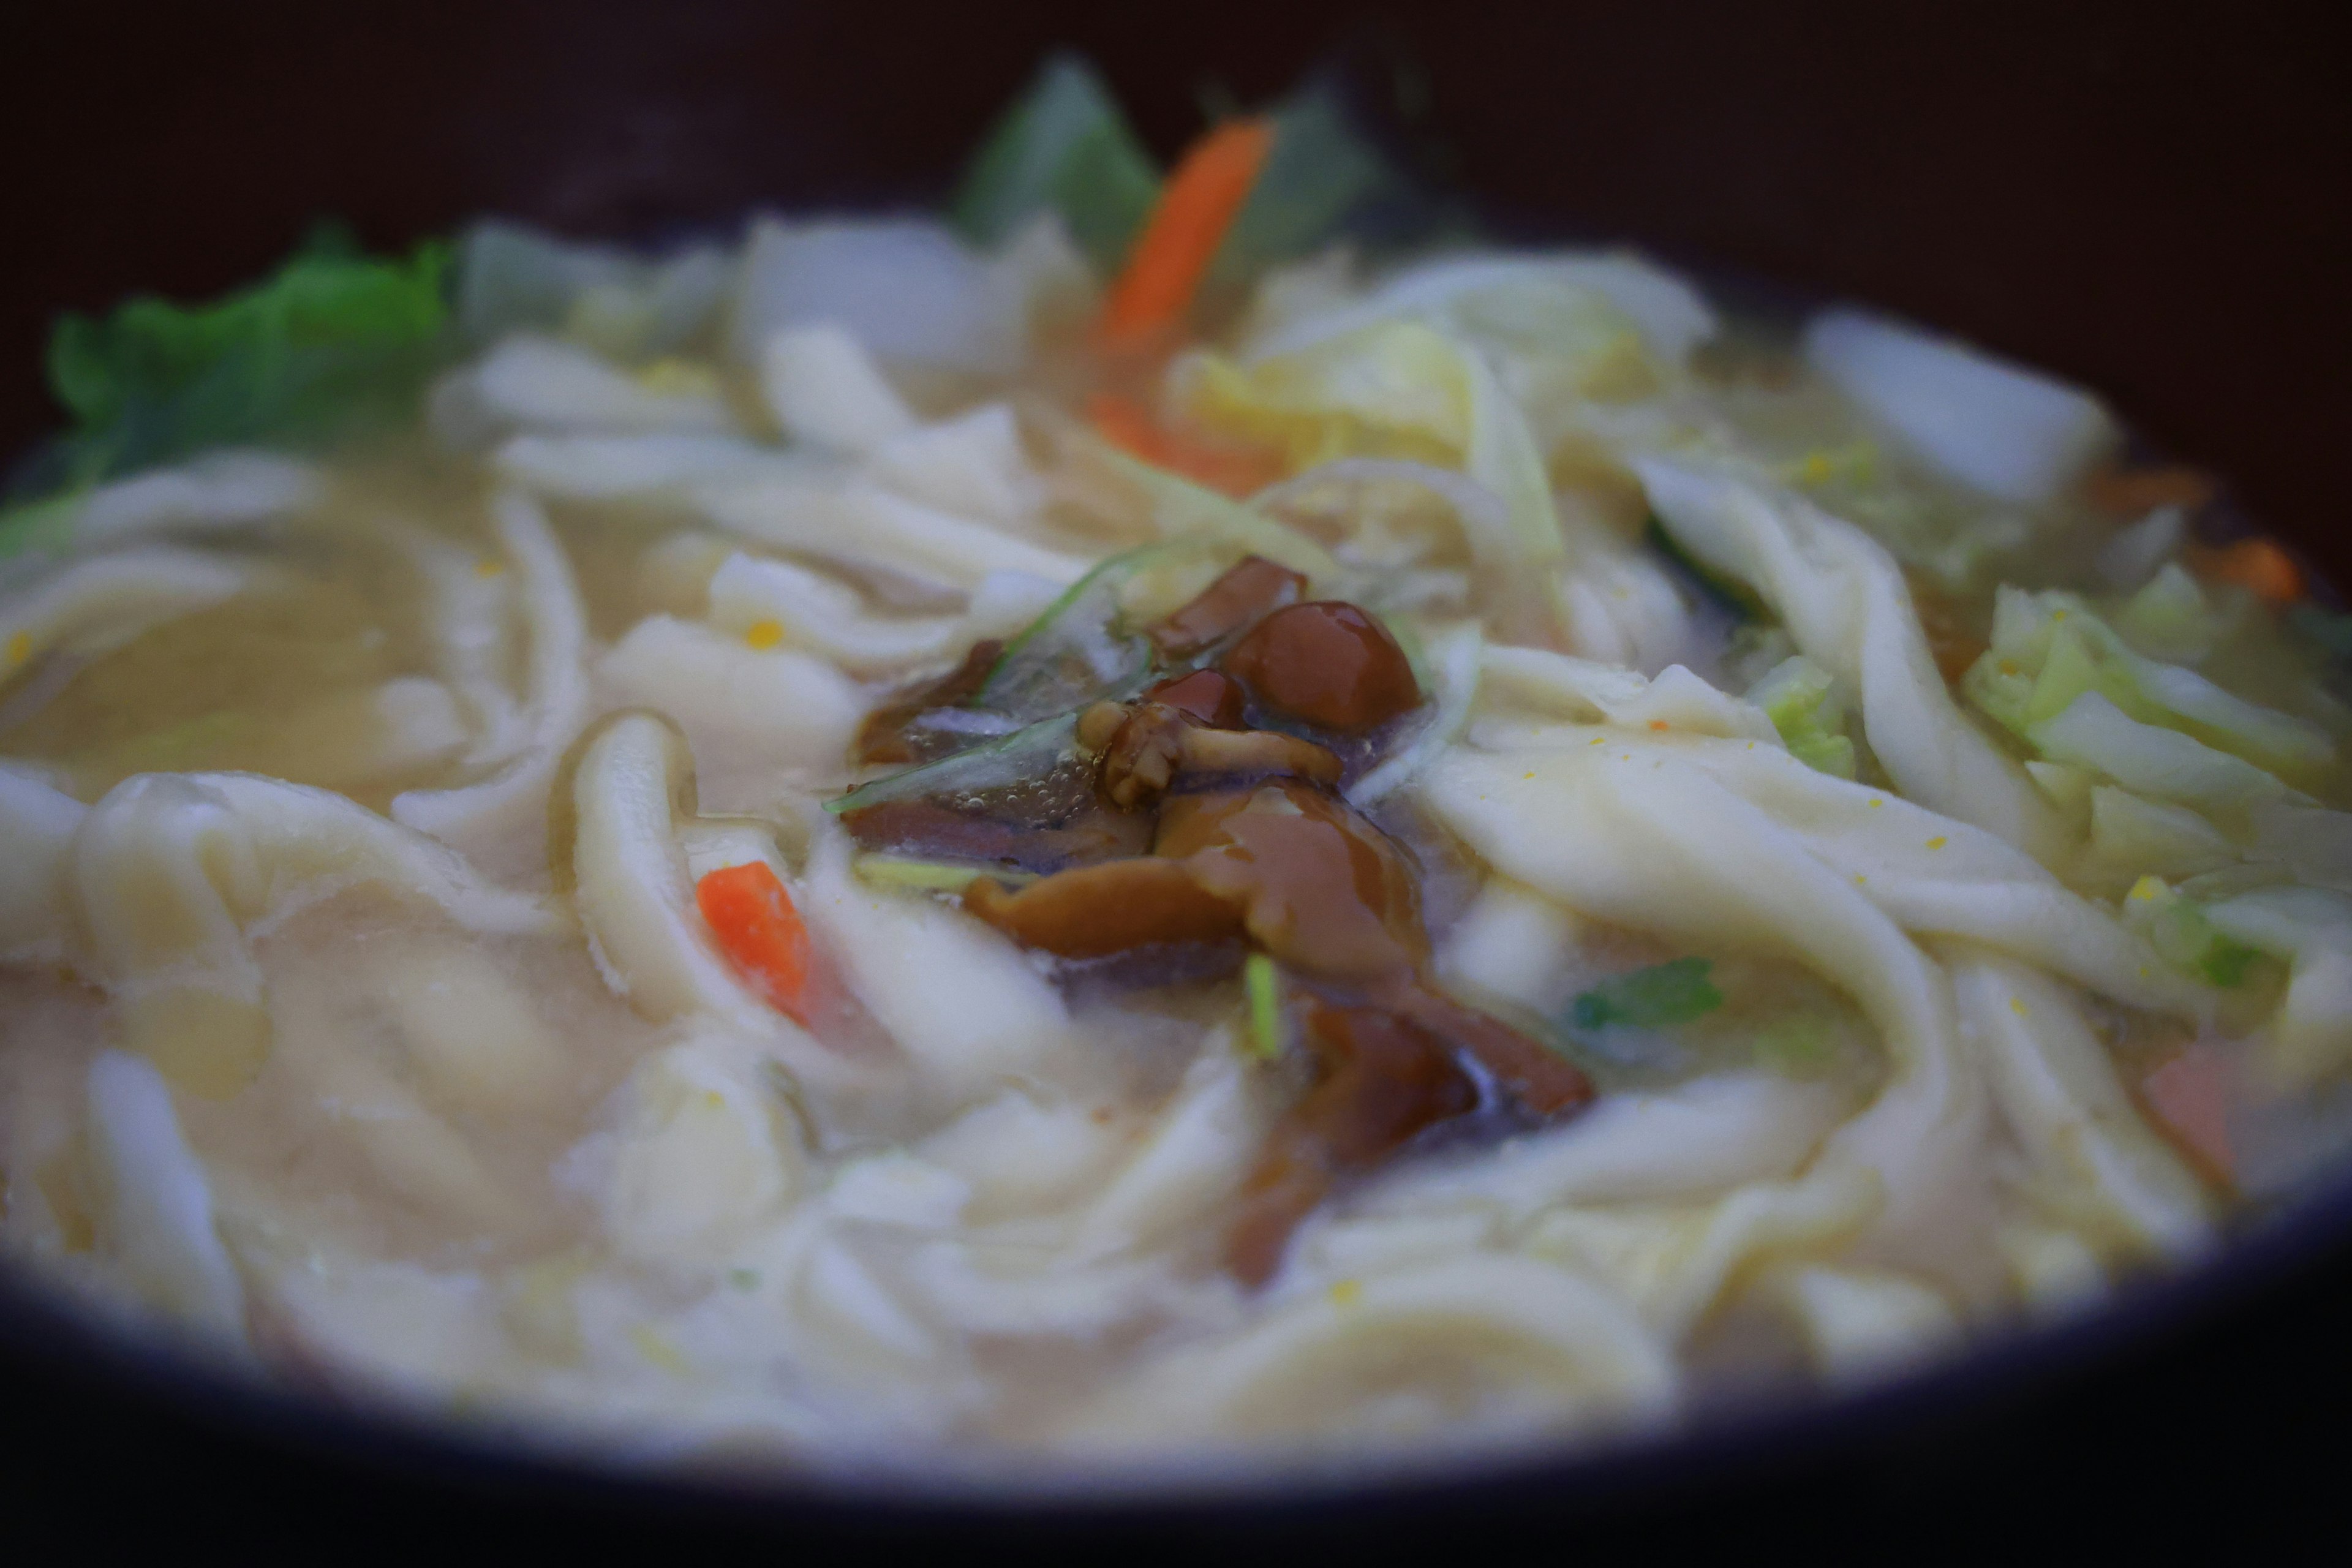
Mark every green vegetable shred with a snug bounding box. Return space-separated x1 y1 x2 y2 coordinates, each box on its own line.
1569 957 1725 1032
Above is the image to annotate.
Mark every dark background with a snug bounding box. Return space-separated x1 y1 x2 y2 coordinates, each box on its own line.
1 0 2348 1552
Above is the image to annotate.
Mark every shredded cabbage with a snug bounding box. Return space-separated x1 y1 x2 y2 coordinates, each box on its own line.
1966 586 2335 788
1803 307 2117 505
1747 656 1858 780
6 227 450 552
2123 875 2267 989
453 220 729 362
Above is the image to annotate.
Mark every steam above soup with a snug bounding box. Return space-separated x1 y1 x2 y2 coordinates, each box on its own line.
4 56 2351 1476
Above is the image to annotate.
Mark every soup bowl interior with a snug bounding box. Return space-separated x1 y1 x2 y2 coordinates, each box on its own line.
0 0 2347 1547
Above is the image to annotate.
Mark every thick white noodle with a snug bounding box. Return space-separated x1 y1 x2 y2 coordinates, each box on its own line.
1637 456 2069 865
0 763 85 963
71 770 557 1095
565 712 859 1091
392 491 590 871
83 1051 248 1341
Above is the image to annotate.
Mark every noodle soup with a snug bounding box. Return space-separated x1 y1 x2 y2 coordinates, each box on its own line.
4 57 2348 1476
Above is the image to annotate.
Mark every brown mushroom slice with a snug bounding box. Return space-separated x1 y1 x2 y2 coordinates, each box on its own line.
1224 993 1482 1284
962 858 1246 958
854 638 1006 765
1143 667 1246 728
1098 703 1191 810
1221 601 1421 733
1174 726 1343 790
1099 707 1345 811
1381 982 1596 1118
1147 556 1310 660
1157 782 1425 981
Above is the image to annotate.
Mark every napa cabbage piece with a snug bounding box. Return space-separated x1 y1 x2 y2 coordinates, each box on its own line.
429 335 737 447
2087 788 2241 884
1966 584 2335 796
5 227 450 550
1164 315 1691 657
869 404 1047 527
1208 77 1430 289
1476 643 1778 743
728 215 1091 375
2026 693 2294 814
1803 307 2117 505
1177 320 1564 570
1242 250 1716 377
949 53 1159 275
1747 655 1858 780
1637 456 2069 864
2121 875 2266 990
2110 560 2244 666
453 220 730 363
1078 439 1341 581
755 330 1044 519
2196 884 2352 1085
758 323 921 455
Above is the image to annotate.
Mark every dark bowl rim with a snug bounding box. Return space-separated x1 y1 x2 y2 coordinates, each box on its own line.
7 1139 2351 1527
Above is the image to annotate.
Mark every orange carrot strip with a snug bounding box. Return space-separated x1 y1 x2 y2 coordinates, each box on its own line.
1085 389 1283 497
2196 537 2305 606
1098 116 1275 350
2140 1045 2234 1186
695 862 811 1020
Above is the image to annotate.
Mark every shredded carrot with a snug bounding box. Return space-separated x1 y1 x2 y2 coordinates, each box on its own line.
695 862 811 1021
2195 537 2305 606
1086 390 1283 496
2139 1045 2234 1186
1098 116 1275 350
2084 462 2218 518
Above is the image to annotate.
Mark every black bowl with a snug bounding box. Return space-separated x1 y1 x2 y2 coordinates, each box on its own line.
2 1 2347 1550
